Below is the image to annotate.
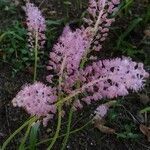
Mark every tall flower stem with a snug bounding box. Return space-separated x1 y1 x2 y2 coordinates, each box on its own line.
80 1 106 68
1 117 37 150
47 104 62 150
47 55 67 149
61 107 74 150
56 76 108 107
33 30 38 82
18 123 32 150
34 119 92 147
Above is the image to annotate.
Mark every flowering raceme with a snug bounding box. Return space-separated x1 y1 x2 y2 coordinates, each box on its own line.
46 0 148 108
47 26 89 81
12 0 149 127
12 82 57 126
84 0 120 52
24 2 46 50
63 57 149 108
46 0 121 84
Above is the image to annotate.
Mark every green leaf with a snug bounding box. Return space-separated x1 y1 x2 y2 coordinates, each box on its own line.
117 133 127 139
1 117 37 150
143 4 150 24
22 57 29 61
120 0 133 14
19 123 34 150
140 107 150 114
0 31 24 42
117 18 142 48
127 133 139 139
63 1 72 5
46 19 64 26
29 122 40 150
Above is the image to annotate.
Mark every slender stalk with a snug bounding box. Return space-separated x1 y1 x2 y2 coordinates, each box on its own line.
47 104 62 150
36 119 92 146
33 31 38 82
61 107 74 150
18 124 32 150
80 1 106 68
1 117 37 150
47 44 67 149
47 51 67 149
94 0 106 32
58 55 67 91
56 76 108 106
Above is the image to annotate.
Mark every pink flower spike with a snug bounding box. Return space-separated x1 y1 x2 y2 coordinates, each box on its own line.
24 2 46 50
47 26 89 81
83 0 121 52
63 57 149 106
12 82 57 125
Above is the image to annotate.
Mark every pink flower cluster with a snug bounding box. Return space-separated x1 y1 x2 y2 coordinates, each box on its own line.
47 26 89 80
46 0 121 83
12 0 149 126
63 57 149 108
95 104 108 117
12 82 57 126
84 0 120 52
24 2 46 50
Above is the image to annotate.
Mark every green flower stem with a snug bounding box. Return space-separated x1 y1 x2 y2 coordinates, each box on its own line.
33 31 38 82
47 42 67 149
47 104 62 150
80 55 87 69
80 3 106 69
56 76 108 107
18 122 33 150
1 116 37 150
61 107 74 150
35 119 92 147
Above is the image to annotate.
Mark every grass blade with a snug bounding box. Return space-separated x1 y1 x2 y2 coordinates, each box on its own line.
0 31 24 42
117 18 142 48
1 117 37 150
19 125 32 150
140 107 150 114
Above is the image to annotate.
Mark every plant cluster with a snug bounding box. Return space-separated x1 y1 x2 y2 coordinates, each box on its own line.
13 0 148 124
1 0 149 149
